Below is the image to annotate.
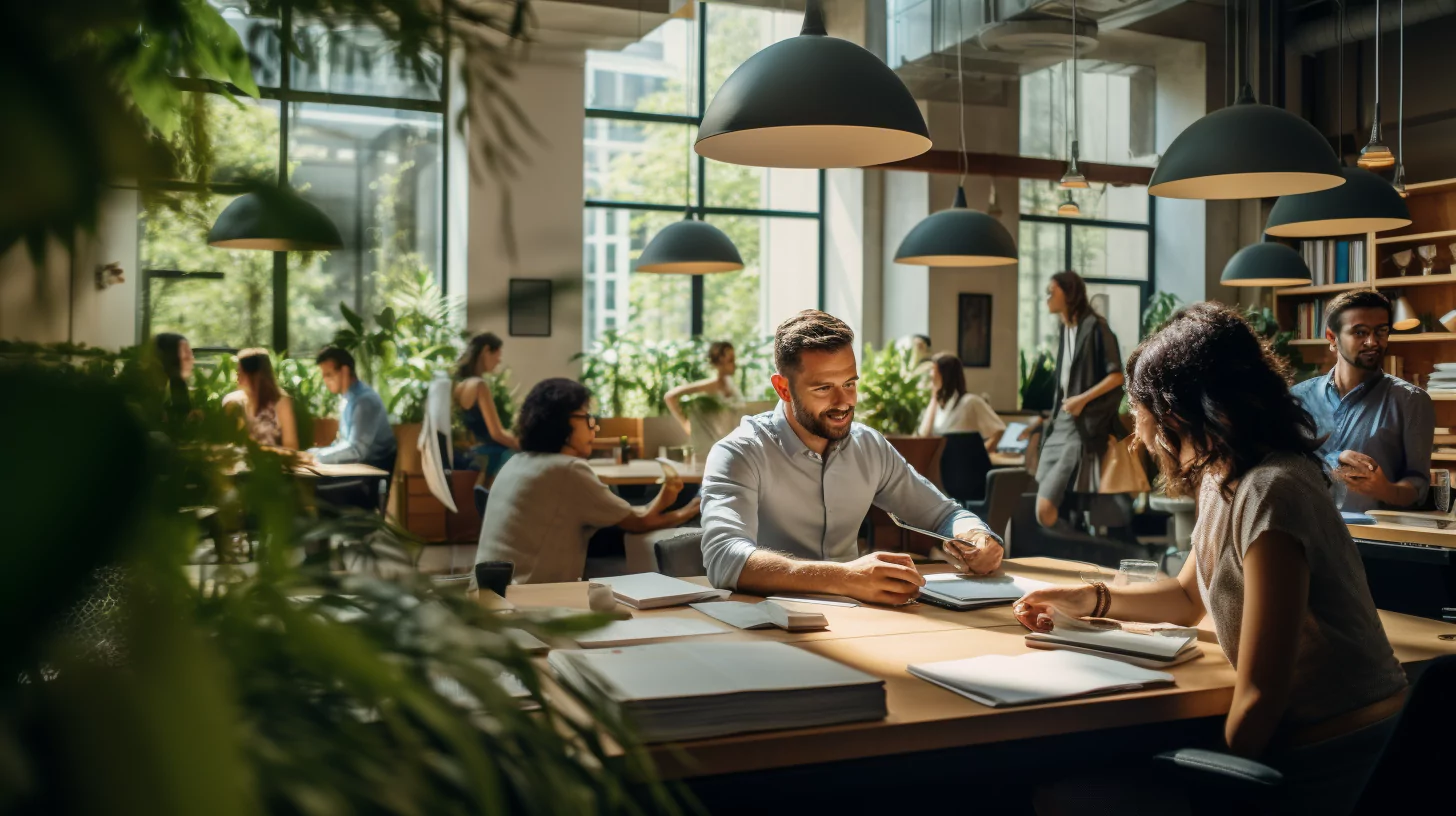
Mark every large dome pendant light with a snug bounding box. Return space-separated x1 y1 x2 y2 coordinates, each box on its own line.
637 19 744 275
1221 240 1313 287
1149 0 1343 199
893 0 1018 267
1264 0 1410 237
208 184 343 251
695 0 931 168
1358 0 1396 169
1394 0 1409 197
1059 0 1089 192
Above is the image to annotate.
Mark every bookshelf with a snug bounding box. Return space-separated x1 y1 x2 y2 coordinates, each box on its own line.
1272 177 1456 436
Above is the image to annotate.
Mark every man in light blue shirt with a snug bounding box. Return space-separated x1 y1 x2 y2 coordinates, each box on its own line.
700 310 1002 605
1291 290 1433 513
307 347 398 470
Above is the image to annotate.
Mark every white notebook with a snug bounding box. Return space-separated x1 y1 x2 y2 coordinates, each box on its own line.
601 573 729 609
574 617 728 648
1025 611 1198 665
917 573 1052 611
690 600 829 631
908 650 1175 707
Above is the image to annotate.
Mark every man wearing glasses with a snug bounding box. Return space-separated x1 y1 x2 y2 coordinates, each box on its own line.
475 378 700 584
699 310 1002 606
1292 290 1434 513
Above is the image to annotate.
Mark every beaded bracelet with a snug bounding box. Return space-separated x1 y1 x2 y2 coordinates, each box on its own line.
1090 581 1110 618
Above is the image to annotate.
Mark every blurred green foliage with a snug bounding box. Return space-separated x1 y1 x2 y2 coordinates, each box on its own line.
574 330 774 419
1019 349 1057 412
856 344 930 436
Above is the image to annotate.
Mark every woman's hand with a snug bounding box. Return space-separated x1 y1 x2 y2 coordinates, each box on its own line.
1013 584 1098 632
1062 393 1090 417
1018 417 1042 441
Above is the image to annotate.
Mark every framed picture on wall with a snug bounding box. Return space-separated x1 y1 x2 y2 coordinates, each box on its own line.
957 293 992 368
508 278 552 337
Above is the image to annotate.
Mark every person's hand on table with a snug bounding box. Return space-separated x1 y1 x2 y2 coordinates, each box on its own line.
1018 418 1042 441
943 530 1003 575
835 552 925 606
1061 393 1090 418
1012 584 1098 632
295 450 317 465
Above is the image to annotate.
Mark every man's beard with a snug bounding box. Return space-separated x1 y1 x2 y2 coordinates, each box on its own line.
790 391 854 442
1339 344 1385 372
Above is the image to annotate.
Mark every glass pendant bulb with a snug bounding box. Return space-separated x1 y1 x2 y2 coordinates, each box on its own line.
1358 117 1396 169
1057 192 1080 217
1059 142 1089 189
1394 164 1408 197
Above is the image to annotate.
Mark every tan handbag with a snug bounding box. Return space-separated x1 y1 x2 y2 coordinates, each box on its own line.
1099 435 1151 494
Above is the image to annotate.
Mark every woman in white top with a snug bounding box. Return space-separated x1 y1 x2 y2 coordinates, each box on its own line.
664 341 746 456
917 353 1005 452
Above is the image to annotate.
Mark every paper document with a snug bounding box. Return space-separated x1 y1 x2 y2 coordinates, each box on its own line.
908 650 1175 707
1366 509 1456 529
1025 609 1198 665
601 572 730 609
766 592 860 607
691 600 829 631
655 457 679 484
574 617 728 648
998 422 1030 453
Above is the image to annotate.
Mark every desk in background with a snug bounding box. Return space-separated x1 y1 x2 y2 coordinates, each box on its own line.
1349 520 1456 621
586 458 704 486
500 556 1456 782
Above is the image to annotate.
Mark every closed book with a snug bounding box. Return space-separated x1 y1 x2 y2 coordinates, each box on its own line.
601 573 729 609
1336 241 1350 283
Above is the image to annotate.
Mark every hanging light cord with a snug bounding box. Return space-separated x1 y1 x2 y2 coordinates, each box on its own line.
1374 0 1382 127
1071 0 1079 162
957 0 966 188
682 11 692 218
1398 0 1405 166
1337 0 1345 163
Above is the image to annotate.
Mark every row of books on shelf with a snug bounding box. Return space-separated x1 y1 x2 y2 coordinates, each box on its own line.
1293 299 1326 339
1300 239 1368 286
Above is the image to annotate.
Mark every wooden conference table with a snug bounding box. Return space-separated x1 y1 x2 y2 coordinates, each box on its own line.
500 557 1456 781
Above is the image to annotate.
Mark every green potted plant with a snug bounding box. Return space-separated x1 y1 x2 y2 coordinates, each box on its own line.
856 344 930 436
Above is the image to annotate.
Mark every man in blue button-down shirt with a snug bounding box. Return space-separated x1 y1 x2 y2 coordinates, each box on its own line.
699 310 1002 605
1291 290 1433 513
307 347 398 470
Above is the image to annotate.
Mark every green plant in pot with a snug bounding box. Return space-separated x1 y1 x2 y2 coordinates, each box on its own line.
856 344 930 436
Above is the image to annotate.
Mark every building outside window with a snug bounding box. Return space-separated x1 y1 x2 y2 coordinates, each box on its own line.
582 2 823 350
1018 59 1156 365
139 0 448 353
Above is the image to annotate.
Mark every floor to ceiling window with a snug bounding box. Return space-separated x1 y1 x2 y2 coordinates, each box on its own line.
139 1 448 353
1018 59 1156 363
582 2 823 349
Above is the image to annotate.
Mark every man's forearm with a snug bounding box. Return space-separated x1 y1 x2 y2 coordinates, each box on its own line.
1383 477 1422 508
734 550 846 596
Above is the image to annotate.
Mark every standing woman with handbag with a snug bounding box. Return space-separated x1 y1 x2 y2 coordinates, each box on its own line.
1022 270 1127 528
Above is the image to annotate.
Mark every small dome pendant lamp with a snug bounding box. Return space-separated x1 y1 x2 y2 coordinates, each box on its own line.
1220 240 1313 288
208 185 343 251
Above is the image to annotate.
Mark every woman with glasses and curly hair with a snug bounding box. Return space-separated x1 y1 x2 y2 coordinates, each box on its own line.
1017 303 1406 815
474 378 701 583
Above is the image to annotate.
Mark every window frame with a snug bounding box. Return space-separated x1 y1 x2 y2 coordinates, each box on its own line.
137 0 451 353
1018 192 1157 313
582 1 826 341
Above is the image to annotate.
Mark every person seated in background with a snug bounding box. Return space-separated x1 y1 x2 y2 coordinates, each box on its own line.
223 348 298 449
664 340 746 456
1291 290 1433 513
917 352 1005 452
453 332 520 484
699 310 1002 606
476 378 701 584
304 347 397 470
1018 304 1406 815
153 332 195 420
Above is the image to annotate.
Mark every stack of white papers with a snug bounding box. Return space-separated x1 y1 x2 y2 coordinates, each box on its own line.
690 600 829 631
601 573 730 609
1025 611 1200 668
574 617 728 648
908 650 1175 707
549 642 887 742
917 573 1050 611
1366 509 1456 529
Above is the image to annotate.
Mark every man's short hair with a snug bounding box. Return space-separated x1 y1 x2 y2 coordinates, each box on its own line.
315 347 356 372
1324 290 1393 335
773 309 855 375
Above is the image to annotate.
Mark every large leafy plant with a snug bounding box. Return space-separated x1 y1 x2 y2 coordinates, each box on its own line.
0 349 689 815
1018 349 1057 411
856 344 930 436
574 330 775 418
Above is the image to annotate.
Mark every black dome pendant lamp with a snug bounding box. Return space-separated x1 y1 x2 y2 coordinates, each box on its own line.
208 184 343 251
1150 0 1342 199
695 0 931 168
1265 0 1410 237
893 0 1017 267
1221 240 1312 287
637 18 743 276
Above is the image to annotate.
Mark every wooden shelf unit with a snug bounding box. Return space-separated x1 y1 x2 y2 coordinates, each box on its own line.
1272 176 1456 445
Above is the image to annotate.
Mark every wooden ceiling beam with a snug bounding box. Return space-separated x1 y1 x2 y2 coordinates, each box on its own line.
875 149 1155 187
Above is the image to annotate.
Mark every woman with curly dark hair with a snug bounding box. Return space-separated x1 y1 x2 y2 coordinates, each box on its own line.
1017 303 1406 814
474 378 700 583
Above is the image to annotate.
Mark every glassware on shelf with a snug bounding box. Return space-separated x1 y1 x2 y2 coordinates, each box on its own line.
1392 249 1414 276
1418 244 1439 275
1448 243 1456 270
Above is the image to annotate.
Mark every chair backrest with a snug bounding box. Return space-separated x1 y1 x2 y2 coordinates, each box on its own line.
885 435 946 485
596 417 646 457
980 468 1033 538
940 432 993 502
1356 654 1456 809
653 528 707 577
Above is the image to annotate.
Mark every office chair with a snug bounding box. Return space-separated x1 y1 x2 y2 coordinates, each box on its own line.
939 432 994 505
963 468 1034 540
1153 655 1456 815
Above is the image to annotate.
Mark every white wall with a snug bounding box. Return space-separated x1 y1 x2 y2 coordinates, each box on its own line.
465 51 586 390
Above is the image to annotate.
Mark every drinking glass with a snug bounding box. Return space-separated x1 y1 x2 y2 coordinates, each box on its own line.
1114 559 1160 586
1419 244 1439 275
1392 249 1414 276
